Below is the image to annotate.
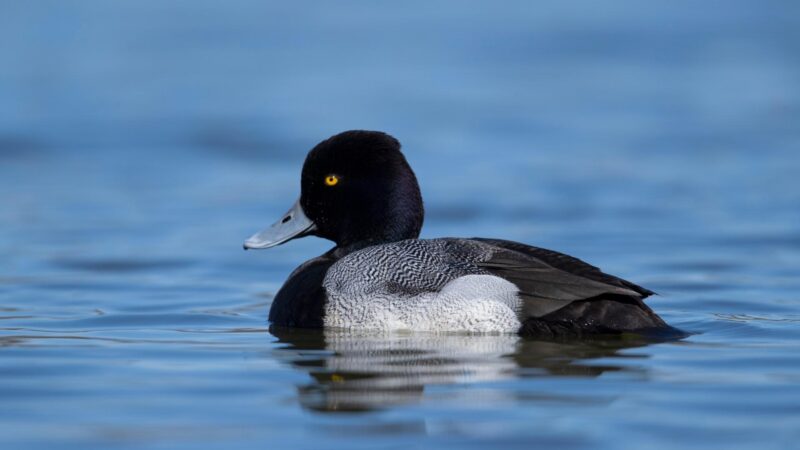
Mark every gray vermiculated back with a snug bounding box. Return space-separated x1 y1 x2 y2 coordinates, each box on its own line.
322 238 521 331
324 239 491 296
323 238 644 325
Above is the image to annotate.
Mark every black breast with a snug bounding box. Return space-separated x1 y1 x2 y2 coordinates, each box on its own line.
268 254 335 328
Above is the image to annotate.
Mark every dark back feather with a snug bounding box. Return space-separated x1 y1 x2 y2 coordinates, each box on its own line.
472 238 655 298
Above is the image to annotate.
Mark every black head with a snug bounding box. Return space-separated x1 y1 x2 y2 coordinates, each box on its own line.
302 130 424 250
244 130 424 254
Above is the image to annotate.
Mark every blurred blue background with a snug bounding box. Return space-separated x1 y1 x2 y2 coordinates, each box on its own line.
1 1 799 449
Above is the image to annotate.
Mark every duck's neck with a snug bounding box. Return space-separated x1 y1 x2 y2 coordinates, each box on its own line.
332 179 424 258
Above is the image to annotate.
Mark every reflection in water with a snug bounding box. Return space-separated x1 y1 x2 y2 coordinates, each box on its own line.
270 326 656 412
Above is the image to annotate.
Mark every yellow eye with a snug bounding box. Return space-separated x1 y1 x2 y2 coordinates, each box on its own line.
324 175 339 186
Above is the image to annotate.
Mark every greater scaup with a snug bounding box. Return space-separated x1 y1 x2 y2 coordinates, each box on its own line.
245 130 676 337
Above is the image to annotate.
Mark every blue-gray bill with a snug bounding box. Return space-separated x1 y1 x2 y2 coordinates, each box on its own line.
243 198 317 250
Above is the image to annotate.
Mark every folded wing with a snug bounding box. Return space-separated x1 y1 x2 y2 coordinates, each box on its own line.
466 238 653 318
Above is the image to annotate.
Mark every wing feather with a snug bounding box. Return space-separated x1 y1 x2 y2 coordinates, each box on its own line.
452 238 652 318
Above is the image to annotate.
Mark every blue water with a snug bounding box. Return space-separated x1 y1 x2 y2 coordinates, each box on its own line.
2 1 800 449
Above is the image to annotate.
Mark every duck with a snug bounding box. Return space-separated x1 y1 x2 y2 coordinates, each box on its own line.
244 130 676 338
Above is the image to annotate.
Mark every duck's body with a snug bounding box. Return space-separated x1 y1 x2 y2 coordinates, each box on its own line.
246 130 674 337
268 238 666 336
